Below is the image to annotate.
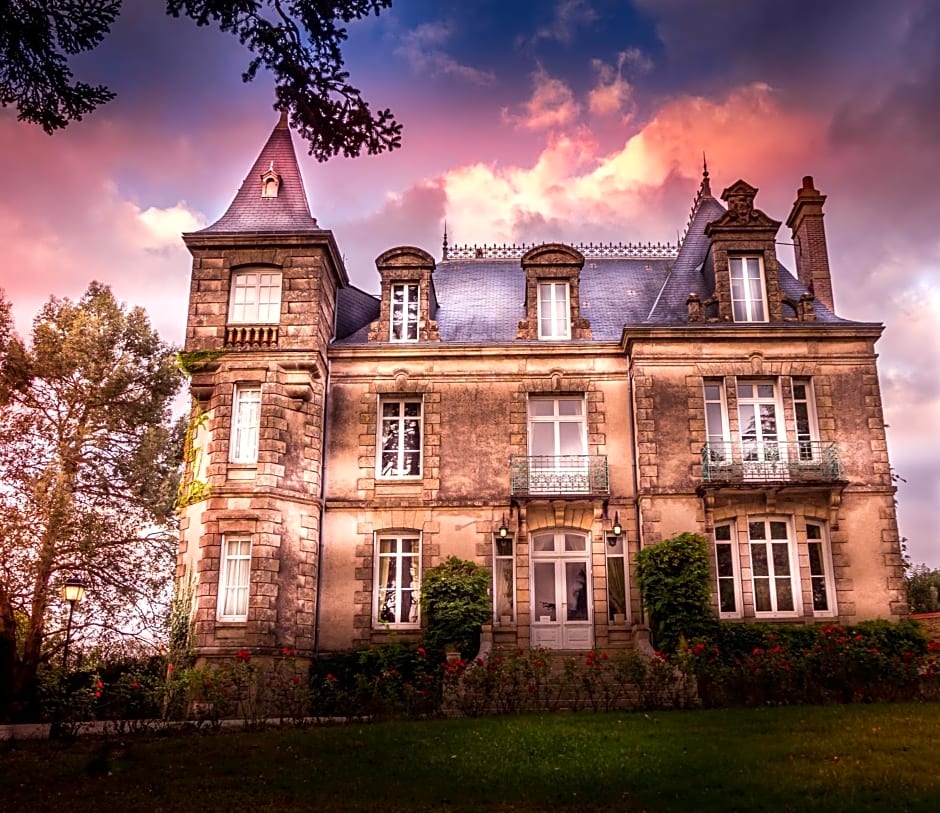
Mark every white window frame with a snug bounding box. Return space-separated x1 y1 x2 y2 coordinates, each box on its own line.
791 378 820 462
605 533 629 624
747 517 801 618
736 379 786 478
714 521 742 618
390 282 420 342
703 378 731 465
729 256 768 323
374 533 421 628
230 385 261 464
493 533 515 624
229 270 282 324
218 536 251 621
537 281 571 340
805 520 837 617
377 397 423 478
527 395 588 493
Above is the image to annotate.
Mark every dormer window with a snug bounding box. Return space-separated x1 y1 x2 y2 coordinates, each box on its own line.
729 256 767 323
260 162 281 198
538 281 571 339
390 282 419 341
229 270 282 324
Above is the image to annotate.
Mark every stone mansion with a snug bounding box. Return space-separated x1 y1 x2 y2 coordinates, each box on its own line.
176 113 906 659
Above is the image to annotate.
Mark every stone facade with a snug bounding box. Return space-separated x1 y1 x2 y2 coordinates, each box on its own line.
177 117 907 662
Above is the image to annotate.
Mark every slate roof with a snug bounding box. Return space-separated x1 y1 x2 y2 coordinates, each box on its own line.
333 185 846 345
336 286 381 340
200 111 320 233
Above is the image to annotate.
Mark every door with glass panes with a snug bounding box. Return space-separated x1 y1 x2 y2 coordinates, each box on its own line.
530 531 593 649
527 396 588 493
736 381 787 479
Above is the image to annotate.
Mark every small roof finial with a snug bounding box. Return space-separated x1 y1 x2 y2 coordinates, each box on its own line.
442 220 449 261
701 152 711 197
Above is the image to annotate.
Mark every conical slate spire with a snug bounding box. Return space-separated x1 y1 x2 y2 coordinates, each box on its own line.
201 111 320 232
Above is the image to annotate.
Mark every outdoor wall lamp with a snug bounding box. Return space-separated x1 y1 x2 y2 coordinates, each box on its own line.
61 576 86 672
611 511 623 538
498 514 510 538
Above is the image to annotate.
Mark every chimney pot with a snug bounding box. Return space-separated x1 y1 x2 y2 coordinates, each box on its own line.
802 175 815 191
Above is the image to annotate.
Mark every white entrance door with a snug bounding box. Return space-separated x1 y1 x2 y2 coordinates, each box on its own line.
736 381 787 480
530 531 593 649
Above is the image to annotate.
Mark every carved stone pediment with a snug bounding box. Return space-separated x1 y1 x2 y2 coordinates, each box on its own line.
705 179 782 235
520 243 585 269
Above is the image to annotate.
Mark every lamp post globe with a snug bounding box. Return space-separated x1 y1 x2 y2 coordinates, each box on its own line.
61 576 86 672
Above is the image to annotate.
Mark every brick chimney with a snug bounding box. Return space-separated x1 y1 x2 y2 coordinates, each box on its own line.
786 176 834 312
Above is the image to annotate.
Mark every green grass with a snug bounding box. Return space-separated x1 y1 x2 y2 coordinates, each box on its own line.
4 704 940 811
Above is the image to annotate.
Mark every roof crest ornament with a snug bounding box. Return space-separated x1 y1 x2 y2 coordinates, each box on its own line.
442 220 449 261
445 241 678 261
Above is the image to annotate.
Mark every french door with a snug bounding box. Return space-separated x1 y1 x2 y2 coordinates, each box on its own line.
528 396 587 493
530 531 593 649
736 381 786 479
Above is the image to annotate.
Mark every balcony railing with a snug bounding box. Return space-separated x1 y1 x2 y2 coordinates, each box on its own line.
225 324 279 349
510 455 609 496
701 441 842 484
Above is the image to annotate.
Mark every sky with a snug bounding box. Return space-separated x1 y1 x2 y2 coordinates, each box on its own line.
0 0 937 565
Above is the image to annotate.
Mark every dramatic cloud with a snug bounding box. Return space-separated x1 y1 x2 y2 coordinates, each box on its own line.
524 0 599 46
588 49 650 118
503 66 582 130
396 21 495 84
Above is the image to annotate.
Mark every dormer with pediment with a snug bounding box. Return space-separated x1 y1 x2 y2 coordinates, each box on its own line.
516 243 591 340
368 246 440 342
703 180 788 323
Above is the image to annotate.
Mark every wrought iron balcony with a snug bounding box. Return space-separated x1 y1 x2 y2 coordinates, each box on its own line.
510 455 609 497
701 441 842 484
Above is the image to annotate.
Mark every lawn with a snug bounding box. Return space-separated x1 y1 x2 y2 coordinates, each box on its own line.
3 703 940 812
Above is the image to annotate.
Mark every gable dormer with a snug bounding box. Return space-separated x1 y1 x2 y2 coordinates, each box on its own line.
368 247 440 342
704 180 786 323
517 243 591 340
260 162 281 198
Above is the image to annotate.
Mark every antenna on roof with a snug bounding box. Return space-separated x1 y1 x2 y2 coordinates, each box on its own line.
442 220 449 261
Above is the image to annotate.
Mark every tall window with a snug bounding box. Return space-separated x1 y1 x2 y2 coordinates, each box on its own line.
704 379 730 463
737 380 782 461
605 534 628 623
806 521 835 615
537 281 570 339
378 398 422 477
792 379 819 461
729 256 767 322
218 537 251 621
374 534 420 627
229 270 282 324
390 283 419 341
748 518 799 616
493 535 515 623
230 385 261 463
714 523 741 617
527 396 588 493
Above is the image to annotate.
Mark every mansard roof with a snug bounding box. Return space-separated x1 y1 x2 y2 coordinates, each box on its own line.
334 182 846 345
200 111 320 233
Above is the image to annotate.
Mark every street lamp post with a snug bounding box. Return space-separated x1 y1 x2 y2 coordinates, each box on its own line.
61 576 86 673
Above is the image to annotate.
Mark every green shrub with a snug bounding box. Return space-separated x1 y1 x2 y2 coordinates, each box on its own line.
310 641 441 720
635 532 713 651
420 556 492 658
687 620 934 706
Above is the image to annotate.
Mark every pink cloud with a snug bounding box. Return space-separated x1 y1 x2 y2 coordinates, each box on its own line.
502 67 582 131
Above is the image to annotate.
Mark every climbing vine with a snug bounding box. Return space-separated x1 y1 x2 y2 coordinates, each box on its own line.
175 406 211 510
